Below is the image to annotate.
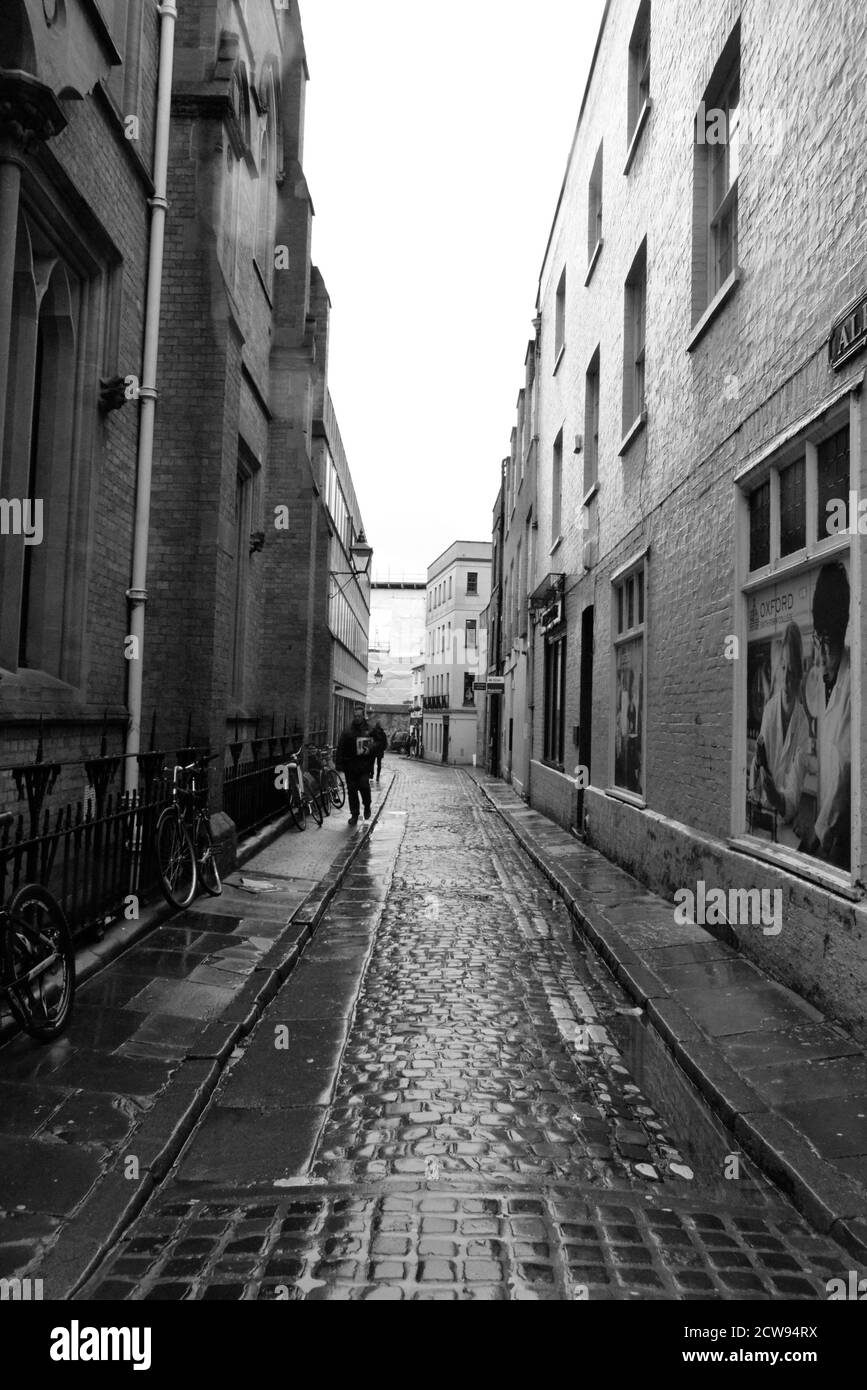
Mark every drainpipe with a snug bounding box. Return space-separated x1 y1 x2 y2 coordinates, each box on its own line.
124 1 177 794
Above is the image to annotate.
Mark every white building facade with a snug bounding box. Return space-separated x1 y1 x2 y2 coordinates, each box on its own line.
423 542 492 765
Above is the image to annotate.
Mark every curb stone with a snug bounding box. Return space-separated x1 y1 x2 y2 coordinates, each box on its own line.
467 769 867 1265
28 777 395 1299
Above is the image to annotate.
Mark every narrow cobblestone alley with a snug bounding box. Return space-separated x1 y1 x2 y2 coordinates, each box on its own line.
80 764 854 1302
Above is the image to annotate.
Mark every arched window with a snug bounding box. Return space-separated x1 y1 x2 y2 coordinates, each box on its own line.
254 65 282 297
1 212 87 681
255 125 276 294
220 142 240 291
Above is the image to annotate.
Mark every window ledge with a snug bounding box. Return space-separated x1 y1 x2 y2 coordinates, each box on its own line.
624 98 652 176
553 344 566 376
549 534 564 556
727 836 861 902
583 481 599 506
605 786 647 810
687 267 742 353
585 239 604 287
619 411 647 455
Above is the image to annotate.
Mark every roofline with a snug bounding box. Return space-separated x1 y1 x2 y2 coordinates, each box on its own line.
427 540 493 577
536 0 612 307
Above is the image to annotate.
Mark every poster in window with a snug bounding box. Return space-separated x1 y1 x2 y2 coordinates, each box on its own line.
746 558 851 870
614 639 643 796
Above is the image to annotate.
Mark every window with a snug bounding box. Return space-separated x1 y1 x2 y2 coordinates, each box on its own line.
517 392 525 488
0 203 108 682
554 268 566 366
584 348 601 494
749 480 771 571
588 142 603 268
612 560 646 798
741 414 853 875
622 241 647 439
466 619 477 651
627 0 651 155
467 572 478 595
524 350 536 460
779 458 806 557
746 429 852 577
552 430 563 545
230 452 259 700
254 119 277 295
544 635 566 766
817 428 850 541
220 144 240 291
692 27 740 322
520 520 531 638
448 575 452 600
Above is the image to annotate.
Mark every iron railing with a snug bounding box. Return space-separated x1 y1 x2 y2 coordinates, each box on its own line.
0 712 329 941
223 716 327 837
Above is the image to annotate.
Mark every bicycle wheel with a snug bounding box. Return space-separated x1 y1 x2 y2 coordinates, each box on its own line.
318 776 331 817
286 777 306 831
304 774 323 827
3 884 75 1041
327 770 346 810
155 806 197 908
194 816 222 897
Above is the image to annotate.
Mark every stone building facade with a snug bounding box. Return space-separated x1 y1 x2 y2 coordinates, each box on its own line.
0 1 369 813
423 541 491 766
495 0 867 1035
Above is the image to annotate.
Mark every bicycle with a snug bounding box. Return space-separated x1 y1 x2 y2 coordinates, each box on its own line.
282 753 324 830
314 744 346 811
0 812 75 1041
155 754 222 909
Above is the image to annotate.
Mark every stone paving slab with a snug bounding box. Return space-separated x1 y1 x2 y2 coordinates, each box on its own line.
469 770 867 1258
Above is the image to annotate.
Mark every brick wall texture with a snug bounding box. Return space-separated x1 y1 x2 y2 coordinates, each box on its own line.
495 0 867 1034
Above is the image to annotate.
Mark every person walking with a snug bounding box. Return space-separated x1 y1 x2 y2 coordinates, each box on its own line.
335 705 373 826
370 721 388 783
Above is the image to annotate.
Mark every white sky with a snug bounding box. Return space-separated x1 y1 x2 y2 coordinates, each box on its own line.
300 0 607 581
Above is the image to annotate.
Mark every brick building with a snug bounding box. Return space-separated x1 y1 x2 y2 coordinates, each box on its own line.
423 541 491 766
0 1 369 814
144 0 370 763
0 0 160 807
494 0 867 1035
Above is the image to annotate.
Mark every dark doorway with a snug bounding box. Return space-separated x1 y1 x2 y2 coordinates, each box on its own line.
577 605 594 831
442 716 449 764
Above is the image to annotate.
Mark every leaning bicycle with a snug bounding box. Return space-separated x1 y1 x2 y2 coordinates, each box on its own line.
155 754 222 909
282 753 324 830
0 812 75 1041
315 744 346 811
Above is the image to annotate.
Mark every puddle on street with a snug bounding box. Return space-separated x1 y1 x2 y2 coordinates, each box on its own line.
606 1007 775 1203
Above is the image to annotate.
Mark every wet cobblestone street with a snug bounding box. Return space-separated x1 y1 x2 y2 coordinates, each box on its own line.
81 764 854 1301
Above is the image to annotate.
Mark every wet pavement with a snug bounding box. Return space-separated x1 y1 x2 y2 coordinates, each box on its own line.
0 781 390 1293
74 764 855 1301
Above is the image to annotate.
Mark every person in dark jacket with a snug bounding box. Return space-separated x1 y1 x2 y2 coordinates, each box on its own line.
335 705 373 825
370 722 388 782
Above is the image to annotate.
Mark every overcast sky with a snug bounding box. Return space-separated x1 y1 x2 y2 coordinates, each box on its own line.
300 0 607 581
